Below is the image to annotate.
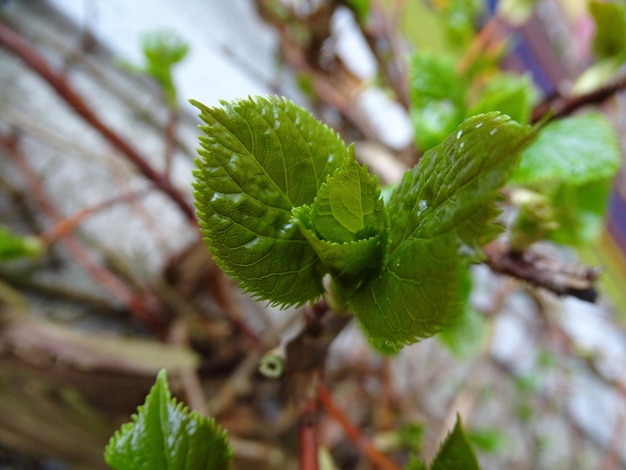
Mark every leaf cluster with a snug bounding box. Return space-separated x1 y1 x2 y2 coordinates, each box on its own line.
193 96 532 352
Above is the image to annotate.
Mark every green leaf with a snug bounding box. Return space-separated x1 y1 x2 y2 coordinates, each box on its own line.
467 428 507 454
409 52 467 151
104 370 232 470
441 0 485 52
0 226 44 261
548 179 613 245
349 113 532 352
404 456 427 470
511 114 621 186
293 159 386 293
469 73 537 124
311 158 385 243
431 415 481 470
511 114 621 245
192 96 351 307
589 1 626 60
438 273 486 359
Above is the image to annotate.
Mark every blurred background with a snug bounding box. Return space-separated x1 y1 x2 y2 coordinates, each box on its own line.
1 0 626 469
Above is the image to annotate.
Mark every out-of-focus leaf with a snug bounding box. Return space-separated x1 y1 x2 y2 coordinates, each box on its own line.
511 114 620 245
512 114 620 186
431 415 481 470
548 179 614 246
404 456 427 470
469 73 537 124
468 428 508 453
0 226 44 262
589 1 626 60
438 274 486 358
349 113 532 352
193 96 350 308
347 0 370 23
104 370 232 470
572 58 623 95
410 52 467 151
441 0 485 52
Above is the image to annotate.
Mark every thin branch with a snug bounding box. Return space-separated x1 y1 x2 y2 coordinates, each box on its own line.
0 22 196 223
0 131 168 332
531 74 626 124
318 385 401 470
484 241 601 303
39 187 152 245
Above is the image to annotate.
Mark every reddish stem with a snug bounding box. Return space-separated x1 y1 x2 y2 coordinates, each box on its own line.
298 396 320 470
318 386 401 470
0 132 167 332
0 22 196 223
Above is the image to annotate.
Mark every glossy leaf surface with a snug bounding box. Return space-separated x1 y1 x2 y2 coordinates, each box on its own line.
294 159 385 293
104 370 231 470
350 113 532 352
193 96 350 307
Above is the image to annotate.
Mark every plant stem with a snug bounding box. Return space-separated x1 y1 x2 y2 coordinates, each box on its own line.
318 385 401 470
0 22 196 223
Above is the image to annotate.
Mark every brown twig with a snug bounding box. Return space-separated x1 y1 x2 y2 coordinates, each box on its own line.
39 187 152 245
0 131 168 332
531 74 626 124
484 241 601 303
0 22 196 223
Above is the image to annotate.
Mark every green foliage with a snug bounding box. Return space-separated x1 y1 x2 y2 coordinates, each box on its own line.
350 113 532 352
467 428 507 453
193 96 351 307
574 1 626 93
589 1 626 60
410 53 537 152
469 73 537 124
409 52 467 151
440 0 485 52
438 274 485 358
128 29 189 108
0 226 44 261
431 415 481 470
511 113 621 245
404 416 481 469
193 96 532 352
104 370 232 470
294 158 386 295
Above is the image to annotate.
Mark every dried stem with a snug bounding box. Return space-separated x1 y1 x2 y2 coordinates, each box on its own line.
0 22 196 223
0 131 168 332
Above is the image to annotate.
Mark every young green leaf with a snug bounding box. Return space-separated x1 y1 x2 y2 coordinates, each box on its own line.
431 415 481 470
104 370 232 470
311 158 385 243
293 158 386 294
469 73 537 124
193 96 351 307
349 113 533 352
409 52 467 151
